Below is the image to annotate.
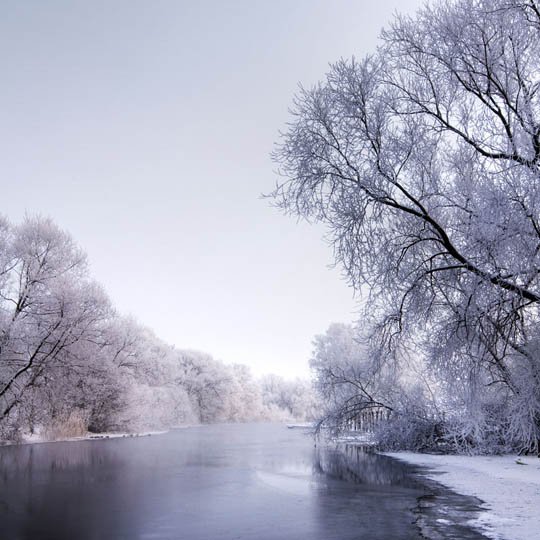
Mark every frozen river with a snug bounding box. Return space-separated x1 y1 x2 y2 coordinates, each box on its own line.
0 423 488 539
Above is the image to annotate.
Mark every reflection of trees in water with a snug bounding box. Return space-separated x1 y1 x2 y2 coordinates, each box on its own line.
313 444 420 489
0 441 141 540
312 445 489 540
0 440 124 482
311 444 426 540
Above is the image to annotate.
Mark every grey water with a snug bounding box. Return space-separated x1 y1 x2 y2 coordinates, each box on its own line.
0 423 488 540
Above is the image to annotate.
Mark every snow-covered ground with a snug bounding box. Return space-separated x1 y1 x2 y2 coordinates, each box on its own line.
334 432 376 445
386 452 540 540
1 429 171 447
285 422 314 429
0 424 202 447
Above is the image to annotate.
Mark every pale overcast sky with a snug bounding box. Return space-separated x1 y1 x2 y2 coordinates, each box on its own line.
1 0 423 378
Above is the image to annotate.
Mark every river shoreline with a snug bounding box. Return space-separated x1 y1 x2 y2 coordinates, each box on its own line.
0 423 425 540
3 424 536 539
0 427 184 447
387 451 540 540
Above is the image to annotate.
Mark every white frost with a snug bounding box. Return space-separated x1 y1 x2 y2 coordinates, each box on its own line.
386 452 540 540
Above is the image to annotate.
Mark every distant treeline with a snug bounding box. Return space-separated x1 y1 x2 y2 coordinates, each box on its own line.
0 216 316 443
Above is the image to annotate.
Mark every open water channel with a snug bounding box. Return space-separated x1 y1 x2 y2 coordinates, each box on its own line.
0 423 489 539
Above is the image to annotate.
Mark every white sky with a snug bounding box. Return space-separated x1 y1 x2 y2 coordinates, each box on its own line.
1 0 423 378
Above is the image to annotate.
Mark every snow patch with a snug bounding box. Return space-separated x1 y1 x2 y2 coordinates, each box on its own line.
386 452 540 540
1 430 171 447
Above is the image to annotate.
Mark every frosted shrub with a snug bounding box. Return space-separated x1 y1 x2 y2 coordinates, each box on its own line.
43 411 89 441
376 401 534 455
376 411 446 453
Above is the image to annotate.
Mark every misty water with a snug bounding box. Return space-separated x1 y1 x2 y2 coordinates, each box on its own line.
0 424 488 540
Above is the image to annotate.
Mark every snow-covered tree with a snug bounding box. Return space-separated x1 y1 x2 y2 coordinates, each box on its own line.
260 373 318 421
272 0 540 452
226 364 264 421
310 324 393 430
0 215 318 441
0 217 113 436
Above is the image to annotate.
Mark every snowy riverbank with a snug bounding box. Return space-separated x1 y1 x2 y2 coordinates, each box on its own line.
0 429 173 447
386 452 540 540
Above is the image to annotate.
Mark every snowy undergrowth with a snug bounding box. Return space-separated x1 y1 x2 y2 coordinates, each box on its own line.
386 452 540 540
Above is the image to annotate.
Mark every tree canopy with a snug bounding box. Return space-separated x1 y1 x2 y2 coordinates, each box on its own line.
273 0 540 452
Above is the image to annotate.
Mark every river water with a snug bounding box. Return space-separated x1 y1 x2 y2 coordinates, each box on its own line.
0 423 488 540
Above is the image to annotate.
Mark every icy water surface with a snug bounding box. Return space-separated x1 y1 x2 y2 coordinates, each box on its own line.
0 423 488 539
